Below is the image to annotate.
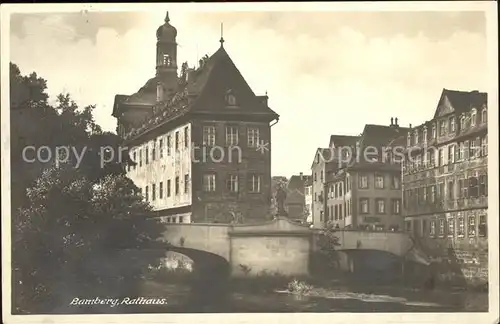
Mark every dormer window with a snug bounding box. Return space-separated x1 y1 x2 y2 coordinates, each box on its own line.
460 114 466 131
431 124 436 139
414 130 419 144
407 133 411 147
225 89 237 106
449 116 455 132
423 127 427 142
481 108 487 124
471 108 477 126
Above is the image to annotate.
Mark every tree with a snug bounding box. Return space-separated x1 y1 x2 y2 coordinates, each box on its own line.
10 63 165 313
317 222 341 270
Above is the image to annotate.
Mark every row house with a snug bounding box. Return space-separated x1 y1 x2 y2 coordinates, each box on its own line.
401 89 488 276
324 118 408 231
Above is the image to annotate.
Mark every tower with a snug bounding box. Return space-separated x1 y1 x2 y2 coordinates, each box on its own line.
156 11 178 102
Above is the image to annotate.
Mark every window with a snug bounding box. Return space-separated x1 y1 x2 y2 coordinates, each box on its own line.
438 148 444 166
449 117 455 132
320 171 324 182
438 182 445 200
448 218 454 236
339 204 343 220
339 183 343 196
460 115 466 130
175 131 180 151
152 143 156 161
392 199 401 215
478 215 487 237
439 219 445 236
162 54 171 66
392 175 401 189
227 175 239 192
179 216 184 223
203 174 216 192
463 141 470 160
481 135 488 156
175 176 180 195
471 111 477 127
431 124 436 138
167 135 171 155
133 151 137 170
360 198 369 214
430 220 436 236
407 133 411 147
359 174 369 189
247 128 260 148
470 139 478 158
458 216 465 236
145 186 149 201
377 199 385 214
479 174 487 196
226 90 237 106
167 180 171 197
414 131 419 144
248 174 261 193
159 138 164 159
459 178 469 198
468 216 476 236
203 126 216 146
159 182 163 199
423 127 427 141
430 185 436 203
172 217 177 223
447 180 454 200
226 126 238 146
152 183 156 201
184 174 189 193
184 127 189 148
314 173 317 182
448 144 455 164
439 120 446 136
375 174 384 189
481 108 487 124
469 174 479 197
422 220 427 237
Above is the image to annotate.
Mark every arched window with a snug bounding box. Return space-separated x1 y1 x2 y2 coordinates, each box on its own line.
481 108 487 124
431 124 436 138
471 108 477 126
163 54 171 66
460 114 466 131
414 130 419 144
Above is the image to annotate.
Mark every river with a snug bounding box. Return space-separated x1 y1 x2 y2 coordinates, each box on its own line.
128 279 488 313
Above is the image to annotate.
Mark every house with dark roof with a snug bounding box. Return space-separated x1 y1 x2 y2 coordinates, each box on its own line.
323 118 409 231
113 13 279 224
402 89 488 285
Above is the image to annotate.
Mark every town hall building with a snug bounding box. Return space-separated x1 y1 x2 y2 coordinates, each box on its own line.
112 12 279 224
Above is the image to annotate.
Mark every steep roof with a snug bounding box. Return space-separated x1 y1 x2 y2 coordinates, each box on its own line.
433 89 487 118
329 135 360 148
287 175 311 194
358 124 410 149
118 45 279 141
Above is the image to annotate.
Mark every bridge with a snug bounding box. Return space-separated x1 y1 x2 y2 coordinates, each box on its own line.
156 217 430 277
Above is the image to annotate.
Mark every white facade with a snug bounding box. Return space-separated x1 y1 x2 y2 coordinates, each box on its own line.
304 184 313 224
127 122 192 223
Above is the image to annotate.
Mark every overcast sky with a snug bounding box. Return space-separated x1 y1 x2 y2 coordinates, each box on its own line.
9 6 490 177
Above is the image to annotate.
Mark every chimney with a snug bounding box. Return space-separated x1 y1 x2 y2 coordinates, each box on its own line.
390 117 394 126
300 172 303 180
409 123 412 129
395 117 399 126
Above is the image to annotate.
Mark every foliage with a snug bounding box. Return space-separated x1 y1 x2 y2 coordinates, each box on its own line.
10 63 164 313
317 222 341 269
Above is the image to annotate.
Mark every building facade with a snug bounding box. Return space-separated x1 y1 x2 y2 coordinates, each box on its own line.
402 89 488 283
284 173 311 223
304 178 313 224
324 120 407 231
112 13 279 224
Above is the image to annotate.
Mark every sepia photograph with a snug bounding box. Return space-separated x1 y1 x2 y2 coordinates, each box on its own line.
1 2 498 323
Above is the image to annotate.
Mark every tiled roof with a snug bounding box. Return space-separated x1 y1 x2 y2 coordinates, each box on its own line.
434 89 487 118
329 135 360 148
120 46 278 141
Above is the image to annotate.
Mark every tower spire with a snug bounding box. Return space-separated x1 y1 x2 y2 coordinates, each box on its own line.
219 22 225 47
165 11 170 23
